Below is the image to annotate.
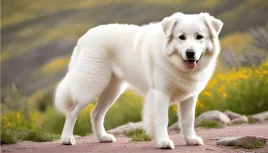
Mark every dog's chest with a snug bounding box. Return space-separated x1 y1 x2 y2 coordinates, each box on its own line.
157 70 208 102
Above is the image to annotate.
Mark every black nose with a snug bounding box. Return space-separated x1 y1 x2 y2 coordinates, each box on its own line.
186 49 195 59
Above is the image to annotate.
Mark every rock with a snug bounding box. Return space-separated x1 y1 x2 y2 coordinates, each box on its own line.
252 111 268 123
224 110 242 120
74 135 81 139
216 136 268 146
230 115 248 125
107 122 143 135
168 122 181 132
195 110 230 126
223 110 248 125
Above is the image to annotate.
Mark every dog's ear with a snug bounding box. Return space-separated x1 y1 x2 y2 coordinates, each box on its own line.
201 13 223 36
161 12 182 38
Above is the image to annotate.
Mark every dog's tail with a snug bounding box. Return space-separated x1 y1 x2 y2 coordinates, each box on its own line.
54 75 73 115
54 45 81 115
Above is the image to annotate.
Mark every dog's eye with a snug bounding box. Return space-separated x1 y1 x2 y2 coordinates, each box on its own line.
196 34 203 40
178 35 186 40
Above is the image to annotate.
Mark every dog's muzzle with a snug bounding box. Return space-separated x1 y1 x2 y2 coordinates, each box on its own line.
180 53 203 70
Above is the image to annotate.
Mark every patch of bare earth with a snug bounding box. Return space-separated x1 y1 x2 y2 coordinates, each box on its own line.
2 123 268 153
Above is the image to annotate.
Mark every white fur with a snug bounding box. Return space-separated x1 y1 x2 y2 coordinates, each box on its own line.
54 12 223 149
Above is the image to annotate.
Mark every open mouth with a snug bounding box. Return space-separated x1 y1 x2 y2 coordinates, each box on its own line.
180 53 203 70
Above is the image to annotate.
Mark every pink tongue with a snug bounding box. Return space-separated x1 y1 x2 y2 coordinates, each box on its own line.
186 62 196 69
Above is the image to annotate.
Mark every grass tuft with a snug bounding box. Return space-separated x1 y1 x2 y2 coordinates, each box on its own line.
1 129 60 144
125 129 152 141
240 141 265 149
22 130 60 142
1 119 60 145
1 129 18 144
196 120 223 129
247 116 257 124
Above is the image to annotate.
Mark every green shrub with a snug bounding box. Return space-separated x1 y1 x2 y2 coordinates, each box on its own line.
1 129 60 144
0 119 59 144
1 122 18 144
247 116 257 124
22 130 60 142
197 59 268 116
196 120 223 129
42 107 65 135
125 129 151 141
240 141 265 149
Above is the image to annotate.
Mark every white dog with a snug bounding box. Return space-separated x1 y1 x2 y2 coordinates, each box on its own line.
54 12 223 149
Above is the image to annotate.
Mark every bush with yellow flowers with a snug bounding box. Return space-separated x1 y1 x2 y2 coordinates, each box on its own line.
196 58 268 116
1 111 45 130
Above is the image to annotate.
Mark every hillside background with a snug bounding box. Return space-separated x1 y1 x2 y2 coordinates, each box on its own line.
1 0 268 139
1 0 268 94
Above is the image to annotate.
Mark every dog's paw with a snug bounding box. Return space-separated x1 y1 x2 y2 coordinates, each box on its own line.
61 135 76 145
99 134 116 143
185 136 203 146
156 139 174 149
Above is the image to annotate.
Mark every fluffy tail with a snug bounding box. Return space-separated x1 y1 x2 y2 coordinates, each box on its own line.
54 76 73 115
54 45 80 115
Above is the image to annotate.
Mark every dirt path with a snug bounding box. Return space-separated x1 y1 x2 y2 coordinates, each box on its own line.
2 123 268 153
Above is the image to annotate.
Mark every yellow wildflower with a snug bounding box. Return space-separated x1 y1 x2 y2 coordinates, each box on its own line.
172 106 177 112
255 70 261 75
218 86 224 93
233 82 237 87
238 73 248 79
222 93 228 98
197 100 204 108
16 112 21 119
265 61 268 66
88 104 94 112
203 91 211 97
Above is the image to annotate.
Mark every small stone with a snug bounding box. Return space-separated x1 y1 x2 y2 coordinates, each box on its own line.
224 110 242 120
168 122 181 132
195 110 230 126
230 115 248 125
216 136 268 146
107 122 143 135
74 135 81 138
252 111 268 123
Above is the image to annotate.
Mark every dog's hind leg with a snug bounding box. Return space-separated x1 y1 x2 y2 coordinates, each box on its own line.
60 104 85 145
60 72 111 145
59 55 113 145
91 74 126 142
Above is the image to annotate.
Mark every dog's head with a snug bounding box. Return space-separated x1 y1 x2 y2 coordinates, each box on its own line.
161 12 223 72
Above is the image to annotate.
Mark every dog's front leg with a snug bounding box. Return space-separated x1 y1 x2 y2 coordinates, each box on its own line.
178 95 203 146
153 90 174 149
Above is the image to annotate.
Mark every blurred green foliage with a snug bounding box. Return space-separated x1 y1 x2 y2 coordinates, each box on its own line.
196 59 268 116
196 120 223 129
125 129 152 141
1 118 59 144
